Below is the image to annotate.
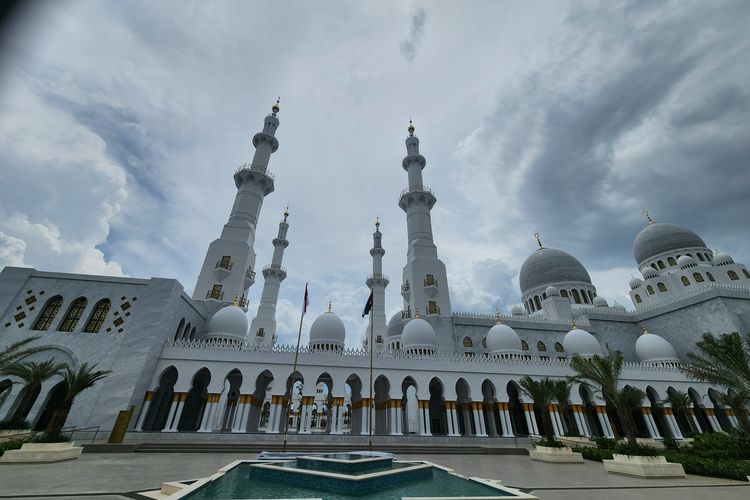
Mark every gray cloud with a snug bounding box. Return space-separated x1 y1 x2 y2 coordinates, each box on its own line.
399 7 426 63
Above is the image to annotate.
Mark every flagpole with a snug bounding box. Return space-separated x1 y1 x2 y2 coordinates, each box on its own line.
282 283 307 453
368 288 374 452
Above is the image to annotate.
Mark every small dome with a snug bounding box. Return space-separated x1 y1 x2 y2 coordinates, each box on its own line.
520 247 592 295
545 286 560 297
207 305 248 341
713 252 733 266
387 311 406 338
633 222 706 265
593 296 608 307
677 255 696 269
511 304 526 316
401 318 437 349
563 327 602 356
309 310 346 344
486 323 522 354
635 332 678 363
629 276 643 289
641 267 658 279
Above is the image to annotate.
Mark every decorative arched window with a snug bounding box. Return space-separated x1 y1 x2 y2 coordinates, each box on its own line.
657 260 665 269
667 257 677 266
536 341 547 352
743 269 750 279
183 322 191 340
693 272 704 283
189 327 196 340
657 282 667 292
83 299 111 333
560 290 569 298
681 276 690 286
728 270 739 281
463 336 473 348
581 291 589 304
58 297 87 332
571 289 581 304
481 337 487 349
634 294 642 304
32 295 63 331
534 296 542 310
174 318 185 341
521 340 529 351
647 285 655 295
376 335 383 343
706 272 715 282
554 342 564 353
697 253 705 261
651 264 658 271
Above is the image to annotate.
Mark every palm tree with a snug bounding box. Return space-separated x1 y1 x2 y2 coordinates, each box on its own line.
1 360 65 422
519 376 558 443
552 379 573 434
45 362 111 436
569 350 644 447
718 388 750 432
680 331 750 432
665 389 694 433
0 337 46 371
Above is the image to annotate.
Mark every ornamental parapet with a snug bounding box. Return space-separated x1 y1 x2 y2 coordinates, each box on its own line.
234 163 275 180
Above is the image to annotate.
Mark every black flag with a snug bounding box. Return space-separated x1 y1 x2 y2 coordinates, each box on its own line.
362 288 374 317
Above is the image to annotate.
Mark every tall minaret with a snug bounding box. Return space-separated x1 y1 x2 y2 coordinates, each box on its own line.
366 218 389 347
249 208 290 346
398 120 452 322
193 99 281 312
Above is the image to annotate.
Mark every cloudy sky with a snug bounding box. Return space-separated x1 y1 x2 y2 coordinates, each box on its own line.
1 1 749 347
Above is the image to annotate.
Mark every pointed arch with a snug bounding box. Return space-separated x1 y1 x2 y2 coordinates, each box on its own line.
58 297 87 332
173 318 185 342
32 295 63 331
83 299 111 333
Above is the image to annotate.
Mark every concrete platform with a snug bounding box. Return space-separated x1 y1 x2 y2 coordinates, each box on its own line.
0 441 83 463
603 454 686 478
529 446 584 463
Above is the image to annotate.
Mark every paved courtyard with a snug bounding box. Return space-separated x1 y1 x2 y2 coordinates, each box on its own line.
0 452 747 499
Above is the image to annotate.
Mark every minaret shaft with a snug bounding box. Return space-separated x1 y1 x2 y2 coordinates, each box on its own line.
367 221 388 346
250 213 289 346
192 103 280 311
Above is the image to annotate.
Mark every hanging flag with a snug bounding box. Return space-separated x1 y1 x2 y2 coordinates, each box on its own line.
361 288 374 317
303 283 309 314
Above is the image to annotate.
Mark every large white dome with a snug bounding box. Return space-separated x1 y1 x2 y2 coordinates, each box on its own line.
563 327 602 356
309 310 346 344
401 318 437 349
486 323 522 354
635 332 678 363
207 305 248 341
387 311 405 338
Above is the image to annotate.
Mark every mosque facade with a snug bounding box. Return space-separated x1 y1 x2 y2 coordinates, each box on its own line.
1 102 749 441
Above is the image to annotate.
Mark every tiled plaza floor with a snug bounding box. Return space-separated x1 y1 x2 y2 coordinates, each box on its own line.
0 452 747 499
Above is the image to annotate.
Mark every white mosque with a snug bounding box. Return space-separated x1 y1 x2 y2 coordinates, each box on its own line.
1 100 749 443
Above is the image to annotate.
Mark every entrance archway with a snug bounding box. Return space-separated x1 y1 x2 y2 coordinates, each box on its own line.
178 368 211 431
33 381 68 431
143 366 178 431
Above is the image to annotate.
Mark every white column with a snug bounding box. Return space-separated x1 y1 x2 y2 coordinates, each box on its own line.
0 384 23 421
134 392 154 431
445 402 459 436
498 403 513 437
688 409 702 433
389 400 401 435
523 404 539 436
199 394 219 432
596 406 614 438
485 404 498 437
550 407 564 437
335 399 346 434
706 409 723 432
472 403 487 437
666 412 683 438
164 393 185 432
420 401 432 436
360 399 371 435
231 396 249 432
267 396 285 434
640 408 658 438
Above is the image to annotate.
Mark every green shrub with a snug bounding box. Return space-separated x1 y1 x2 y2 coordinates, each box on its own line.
31 432 70 443
662 436 680 450
613 442 659 456
572 446 613 461
0 419 29 430
591 436 617 449
0 439 25 457
663 452 750 482
564 430 581 437
688 430 750 459
535 438 564 448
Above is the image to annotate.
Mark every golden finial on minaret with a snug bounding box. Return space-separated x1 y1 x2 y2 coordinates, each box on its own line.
272 96 280 114
495 306 502 324
640 323 649 335
415 307 420 319
571 320 577 330
535 232 543 249
328 301 332 313
283 204 289 222
408 117 415 135
643 208 654 224
375 216 380 230
232 294 239 306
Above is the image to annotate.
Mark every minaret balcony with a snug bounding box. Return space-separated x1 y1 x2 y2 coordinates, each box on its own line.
244 268 256 287
426 304 441 316
366 274 389 288
234 163 275 195
262 264 287 280
398 185 436 210
400 282 410 299
213 260 233 281
423 277 438 297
